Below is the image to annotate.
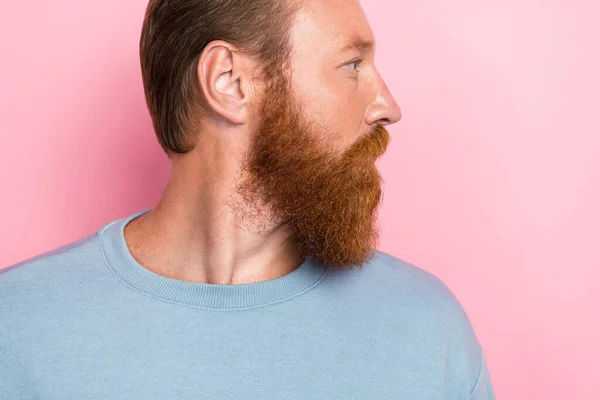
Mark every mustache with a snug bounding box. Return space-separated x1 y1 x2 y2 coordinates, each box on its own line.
342 125 390 163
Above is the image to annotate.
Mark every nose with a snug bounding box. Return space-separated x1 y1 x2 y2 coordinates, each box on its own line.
364 73 402 127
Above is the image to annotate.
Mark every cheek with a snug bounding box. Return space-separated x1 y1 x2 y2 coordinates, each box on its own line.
324 79 367 145
338 97 364 144
292 73 364 151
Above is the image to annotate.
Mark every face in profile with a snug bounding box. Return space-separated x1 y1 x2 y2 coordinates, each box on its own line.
237 0 400 269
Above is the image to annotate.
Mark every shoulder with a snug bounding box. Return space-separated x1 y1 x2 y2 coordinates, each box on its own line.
371 250 456 299
0 233 102 311
330 250 473 324
371 250 487 393
325 250 486 391
1 233 100 281
366 250 481 341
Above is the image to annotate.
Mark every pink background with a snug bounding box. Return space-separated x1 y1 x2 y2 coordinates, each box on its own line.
1 1 598 398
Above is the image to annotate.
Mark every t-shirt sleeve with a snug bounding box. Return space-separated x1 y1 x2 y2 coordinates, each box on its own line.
470 350 496 399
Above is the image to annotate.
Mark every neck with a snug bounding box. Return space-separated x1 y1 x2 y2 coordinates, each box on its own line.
123 142 304 285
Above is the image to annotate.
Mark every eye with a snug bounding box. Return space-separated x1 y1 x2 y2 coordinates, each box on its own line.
345 57 365 72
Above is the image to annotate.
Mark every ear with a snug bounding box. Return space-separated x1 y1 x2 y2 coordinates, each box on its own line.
197 40 256 125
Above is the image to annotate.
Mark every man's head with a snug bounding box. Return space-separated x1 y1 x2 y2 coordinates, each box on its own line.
140 0 401 269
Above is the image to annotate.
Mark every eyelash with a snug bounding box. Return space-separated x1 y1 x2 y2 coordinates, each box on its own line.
346 58 365 72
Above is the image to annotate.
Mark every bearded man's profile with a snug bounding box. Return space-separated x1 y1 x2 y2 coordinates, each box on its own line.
0 0 495 398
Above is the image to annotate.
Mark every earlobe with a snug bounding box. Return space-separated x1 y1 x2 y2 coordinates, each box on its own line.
197 41 251 124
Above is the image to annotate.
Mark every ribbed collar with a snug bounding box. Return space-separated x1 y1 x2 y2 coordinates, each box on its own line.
99 209 329 310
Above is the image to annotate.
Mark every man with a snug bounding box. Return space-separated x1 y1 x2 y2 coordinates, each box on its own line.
0 0 495 398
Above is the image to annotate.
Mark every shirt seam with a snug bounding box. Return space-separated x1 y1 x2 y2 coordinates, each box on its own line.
469 343 484 395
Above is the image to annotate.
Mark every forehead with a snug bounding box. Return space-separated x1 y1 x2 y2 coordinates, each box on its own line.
290 0 375 56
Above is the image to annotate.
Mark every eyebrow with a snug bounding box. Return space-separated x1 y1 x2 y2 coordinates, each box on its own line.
340 37 375 53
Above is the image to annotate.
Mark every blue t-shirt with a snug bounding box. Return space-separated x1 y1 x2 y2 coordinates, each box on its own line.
0 209 495 399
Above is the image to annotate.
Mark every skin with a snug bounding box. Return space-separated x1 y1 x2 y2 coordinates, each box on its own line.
124 0 402 285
